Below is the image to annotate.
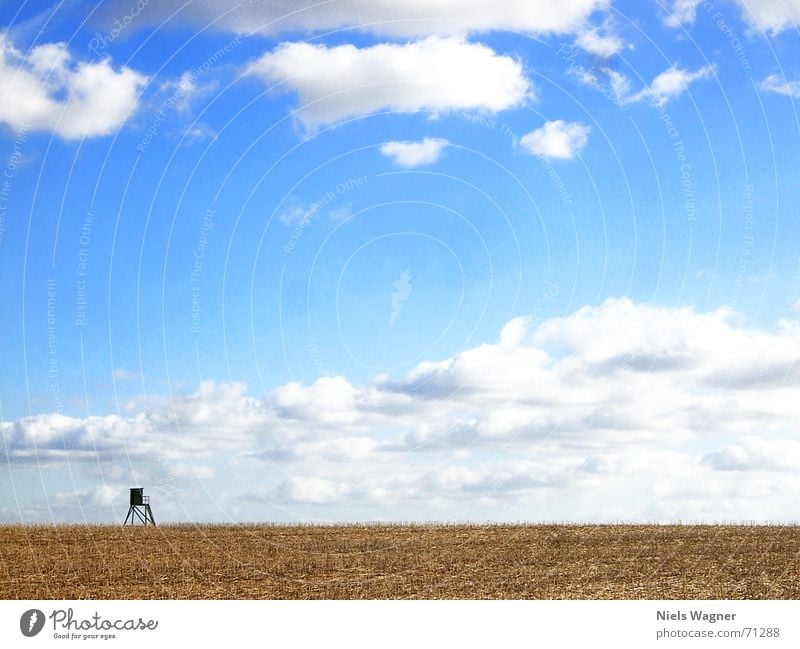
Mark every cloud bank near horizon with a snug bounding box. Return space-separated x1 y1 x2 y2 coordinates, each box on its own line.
5 297 800 523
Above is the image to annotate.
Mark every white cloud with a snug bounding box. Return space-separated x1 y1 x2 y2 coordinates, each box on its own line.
0 37 147 139
574 64 714 107
328 204 354 223
159 70 216 114
277 198 356 226
760 73 800 97
664 0 800 34
574 28 625 57
112 368 137 382
246 37 531 129
704 437 800 472
520 120 590 159
571 65 630 104
56 485 122 509
1 380 268 465
101 0 609 39
664 0 703 27
277 199 314 226
614 64 716 107
734 0 800 34
606 68 632 99
171 463 216 480
9 299 800 521
278 476 350 504
380 137 449 168
92 484 120 507
182 122 217 143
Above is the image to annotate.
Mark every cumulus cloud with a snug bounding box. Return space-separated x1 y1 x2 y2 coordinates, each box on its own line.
760 74 800 97
246 37 531 128
1 380 267 464
520 120 590 159
380 137 449 167
0 37 147 139
99 0 609 39
7 299 800 521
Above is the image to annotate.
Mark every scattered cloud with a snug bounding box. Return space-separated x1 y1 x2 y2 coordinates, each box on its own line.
328 204 355 223
8 299 800 520
574 28 625 57
278 197 354 226
380 137 449 168
246 37 531 129
277 199 317 226
606 68 632 99
0 37 147 139
633 64 716 106
571 65 630 101
98 0 610 39
159 70 217 115
182 122 217 143
760 73 800 97
663 0 703 27
520 120 590 160
603 64 716 107
574 64 715 107
112 368 137 382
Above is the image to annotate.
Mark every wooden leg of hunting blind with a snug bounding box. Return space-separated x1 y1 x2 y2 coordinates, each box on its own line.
123 504 156 526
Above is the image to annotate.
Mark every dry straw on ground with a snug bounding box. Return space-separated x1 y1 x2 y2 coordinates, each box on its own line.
1 524 798 599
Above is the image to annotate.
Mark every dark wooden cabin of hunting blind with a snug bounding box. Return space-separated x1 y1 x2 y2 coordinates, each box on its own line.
123 487 156 526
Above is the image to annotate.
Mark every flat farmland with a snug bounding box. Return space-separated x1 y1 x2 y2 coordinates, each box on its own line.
1 524 798 599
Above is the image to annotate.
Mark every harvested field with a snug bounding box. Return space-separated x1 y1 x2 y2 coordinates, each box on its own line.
1 524 798 599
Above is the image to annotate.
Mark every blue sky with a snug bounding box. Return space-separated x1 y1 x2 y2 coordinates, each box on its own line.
1 0 800 523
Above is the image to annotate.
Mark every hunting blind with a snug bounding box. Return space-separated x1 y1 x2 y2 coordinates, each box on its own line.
123 487 156 526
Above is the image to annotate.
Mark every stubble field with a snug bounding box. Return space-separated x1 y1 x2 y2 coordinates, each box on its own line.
1 524 798 599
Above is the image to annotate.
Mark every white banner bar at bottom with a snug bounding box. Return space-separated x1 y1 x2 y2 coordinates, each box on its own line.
1 600 797 649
